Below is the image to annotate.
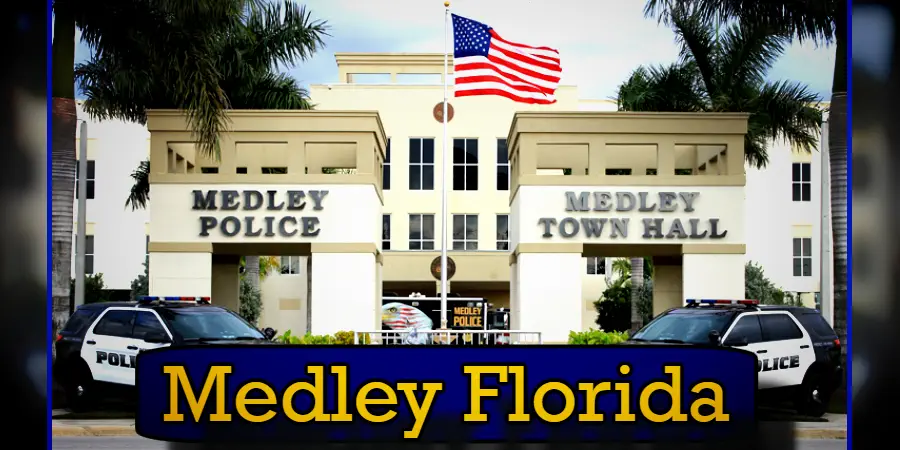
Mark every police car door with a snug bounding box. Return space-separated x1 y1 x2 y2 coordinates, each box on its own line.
80 308 137 386
721 313 774 387
756 311 816 389
125 310 173 385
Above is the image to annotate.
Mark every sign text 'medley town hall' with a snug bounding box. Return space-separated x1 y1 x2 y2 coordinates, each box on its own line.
191 189 329 238
538 191 728 240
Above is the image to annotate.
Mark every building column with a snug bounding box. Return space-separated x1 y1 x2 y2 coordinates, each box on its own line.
211 255 240 314
652 256 683 315
681 245 746 301
509 260 520 330
309 244 379 335
514 245 583 343
148 243 213 298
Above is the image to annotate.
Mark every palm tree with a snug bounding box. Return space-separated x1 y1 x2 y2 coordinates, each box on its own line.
616 7 824 334
630 257 644 331
52 0 259 346
108 2 327 309
643 0 847 367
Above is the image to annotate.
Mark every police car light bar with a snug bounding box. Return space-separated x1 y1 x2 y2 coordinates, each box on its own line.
685 299 759 305
138 296 211 304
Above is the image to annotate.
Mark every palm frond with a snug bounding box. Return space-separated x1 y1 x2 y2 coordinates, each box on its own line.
126 159 150 211
668 6 719 95
717 19 791 90
617 63 707 112
750 80 824 152
228 72 313 109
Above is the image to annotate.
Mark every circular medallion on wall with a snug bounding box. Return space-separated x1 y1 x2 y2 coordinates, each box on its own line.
430 256 457 280
433 102 455 123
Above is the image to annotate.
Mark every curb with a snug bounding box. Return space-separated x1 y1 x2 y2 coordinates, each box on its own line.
52 425 137 437
795 429 846 439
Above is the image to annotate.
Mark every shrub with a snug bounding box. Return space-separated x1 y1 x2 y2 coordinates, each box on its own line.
568 329 629 345
129 261 149 301
593 284 631 332
69 273 110 304
276 329 370 345
238 278 262 325
745 261 803 306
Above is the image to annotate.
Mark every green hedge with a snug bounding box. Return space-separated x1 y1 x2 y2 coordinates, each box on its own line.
568 329 630 345
275 330 370 345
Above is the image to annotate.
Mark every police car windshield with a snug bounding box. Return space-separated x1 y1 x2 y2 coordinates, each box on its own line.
157 308 264 340
632 310 734 344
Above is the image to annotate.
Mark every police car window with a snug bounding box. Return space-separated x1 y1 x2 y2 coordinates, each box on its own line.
759 314 804 341
93 310 136 338
133 312 166 340
725 315 763 344
797 313 836 338
158 308 264 340
61 309 97 335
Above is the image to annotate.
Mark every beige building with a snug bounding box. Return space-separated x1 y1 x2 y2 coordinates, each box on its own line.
144 53 751 343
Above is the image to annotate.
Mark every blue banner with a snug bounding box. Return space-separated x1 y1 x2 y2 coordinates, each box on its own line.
135 345 757 443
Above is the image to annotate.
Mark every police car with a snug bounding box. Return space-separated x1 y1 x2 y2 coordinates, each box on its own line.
53 296 277 411
628 299 843 417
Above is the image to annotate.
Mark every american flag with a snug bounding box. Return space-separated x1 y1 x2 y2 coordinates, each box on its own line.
451 14 561 104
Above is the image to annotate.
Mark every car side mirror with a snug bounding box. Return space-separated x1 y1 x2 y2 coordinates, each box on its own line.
262 327 277 340
723 336 749 347
143 331 171 344
708 330 721 345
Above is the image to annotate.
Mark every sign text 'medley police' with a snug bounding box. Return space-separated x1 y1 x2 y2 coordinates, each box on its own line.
191 189 327 238
539 191 728 240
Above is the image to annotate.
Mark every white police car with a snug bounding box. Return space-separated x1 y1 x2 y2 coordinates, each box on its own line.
628 299 843 417
53 296 277 411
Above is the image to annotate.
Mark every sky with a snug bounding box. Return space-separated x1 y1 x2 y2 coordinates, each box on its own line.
74 0 836 101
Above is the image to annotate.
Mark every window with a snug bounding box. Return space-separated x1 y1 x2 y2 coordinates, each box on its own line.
586 257 606 275
61 309 100 335
792 162 811 201
200 167 219 174
796 312 836 339
383 138 391 190
724 315 763 344
280 256 302 275
236 167 248 174
75 235 95 274
133 312 166 340
408 214 435 250
382 214 391 250
262 167 288 174
76 160 96 199
409 138 435 190
760 314 804 341
497 139 509 191
93 310 136 338
452 214 479 250
496 214 509 250
793 237 812 277
453 138 479 190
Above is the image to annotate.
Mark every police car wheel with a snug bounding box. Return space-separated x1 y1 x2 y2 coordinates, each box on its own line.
794 372 829 418
64 365 95 412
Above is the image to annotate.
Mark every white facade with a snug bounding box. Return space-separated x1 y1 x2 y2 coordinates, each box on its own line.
70 99 829 308
72 102 150 291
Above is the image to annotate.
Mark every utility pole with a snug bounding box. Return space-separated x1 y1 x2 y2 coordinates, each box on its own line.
74 120 88 308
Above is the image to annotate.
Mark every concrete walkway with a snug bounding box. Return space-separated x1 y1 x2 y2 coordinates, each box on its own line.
52 414 848 439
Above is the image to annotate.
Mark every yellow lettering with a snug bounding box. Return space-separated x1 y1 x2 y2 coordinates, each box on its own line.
614 364 635 421
639 365 689 422
690 382 730 422
356 382 398 423
508 365 530 421
463 365 507 422
235 381 277 423
396 382 444 439
533 382 575 423
163 365 231 422
330 365 352 422
283 365 330 422
577 381 610 421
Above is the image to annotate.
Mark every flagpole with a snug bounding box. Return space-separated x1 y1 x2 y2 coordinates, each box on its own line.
439 1 450 330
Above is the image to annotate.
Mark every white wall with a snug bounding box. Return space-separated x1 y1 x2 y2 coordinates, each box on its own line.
71 103 150 290
744 136 824 296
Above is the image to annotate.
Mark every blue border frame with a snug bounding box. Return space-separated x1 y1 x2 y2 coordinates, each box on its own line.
46 1 54 448
845 0 853 447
